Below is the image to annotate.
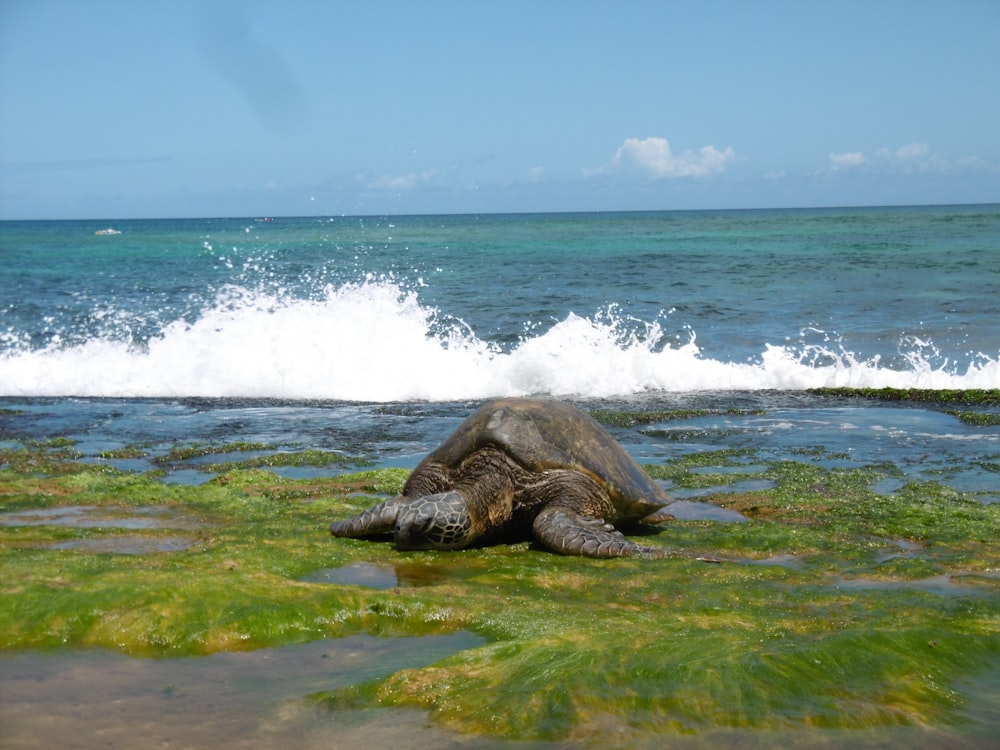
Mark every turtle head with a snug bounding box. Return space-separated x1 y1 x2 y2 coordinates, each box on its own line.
394 491 475 551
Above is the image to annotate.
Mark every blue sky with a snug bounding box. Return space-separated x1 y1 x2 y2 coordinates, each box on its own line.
1 0 998 219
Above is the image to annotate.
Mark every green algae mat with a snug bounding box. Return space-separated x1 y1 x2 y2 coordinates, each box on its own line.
1 427 998 747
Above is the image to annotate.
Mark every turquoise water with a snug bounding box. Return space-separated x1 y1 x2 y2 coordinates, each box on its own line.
1 205 998 399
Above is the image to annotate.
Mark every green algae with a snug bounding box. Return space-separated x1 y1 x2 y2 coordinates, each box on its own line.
810 387 1000 405
0 468 448 654
0 441 88 474
590 408 765 428
1 438 998 745
203 448 373 473
808 388 1000 427
151 441 372 473
948 410 1000 426
154 441 274 463
99 445 150 459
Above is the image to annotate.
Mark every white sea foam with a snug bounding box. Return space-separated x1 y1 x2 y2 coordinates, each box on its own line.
1 281 997 400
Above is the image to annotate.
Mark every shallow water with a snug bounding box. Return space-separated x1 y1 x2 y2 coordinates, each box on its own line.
0 504 205 530
0 504 207 553
2 641 996 749
0 633 504 750
303 561 402 590
831 572 1000 598
45 535 197 554
2 392 996 502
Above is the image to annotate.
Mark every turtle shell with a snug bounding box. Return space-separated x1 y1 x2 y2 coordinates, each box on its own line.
417 398 671 521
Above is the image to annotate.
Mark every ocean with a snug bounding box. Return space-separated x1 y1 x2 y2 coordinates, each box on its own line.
1 205 999 491
2 205 998 400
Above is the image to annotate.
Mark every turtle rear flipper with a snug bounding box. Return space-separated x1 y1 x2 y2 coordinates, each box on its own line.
532 506 666 559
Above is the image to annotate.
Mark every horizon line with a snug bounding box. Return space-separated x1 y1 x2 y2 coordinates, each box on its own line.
3 201 999 224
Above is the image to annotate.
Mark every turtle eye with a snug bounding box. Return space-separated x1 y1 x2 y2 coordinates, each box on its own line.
394 510 438 550
413 515 442 545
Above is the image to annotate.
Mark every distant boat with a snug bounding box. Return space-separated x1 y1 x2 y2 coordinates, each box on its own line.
94 228 121 235
255 217 274 223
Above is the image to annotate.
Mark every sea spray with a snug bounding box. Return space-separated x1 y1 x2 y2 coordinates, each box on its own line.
2 279 996 400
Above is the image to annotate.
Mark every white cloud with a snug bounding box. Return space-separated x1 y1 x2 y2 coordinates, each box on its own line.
823 143 994 176
375 169 436 191
873 142 951 174
828 151 866 169
586 136 734 180
893 142 930 160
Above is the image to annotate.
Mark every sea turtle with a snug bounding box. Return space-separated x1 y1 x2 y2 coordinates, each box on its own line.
330 398 693 559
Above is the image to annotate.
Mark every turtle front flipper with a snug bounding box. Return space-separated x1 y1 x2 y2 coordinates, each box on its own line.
532 505 667 559
330 497 405 538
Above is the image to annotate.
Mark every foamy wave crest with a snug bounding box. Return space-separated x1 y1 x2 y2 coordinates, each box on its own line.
1 281 996 399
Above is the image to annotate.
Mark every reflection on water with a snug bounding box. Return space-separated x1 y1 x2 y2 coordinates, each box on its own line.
302 561 400 589
0 504 207 554
661 498 750 522
0 504 205 530
301 560 461 589
46 535 196 554
832 573 1000 598
746 553 805 569
0 633 493 750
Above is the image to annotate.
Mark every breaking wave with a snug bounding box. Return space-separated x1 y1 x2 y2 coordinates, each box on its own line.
1 280 997 400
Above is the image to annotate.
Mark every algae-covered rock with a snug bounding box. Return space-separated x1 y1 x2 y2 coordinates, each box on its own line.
1 433 998 747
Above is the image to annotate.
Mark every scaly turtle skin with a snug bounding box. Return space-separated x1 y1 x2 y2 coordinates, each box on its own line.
330 398 693 559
